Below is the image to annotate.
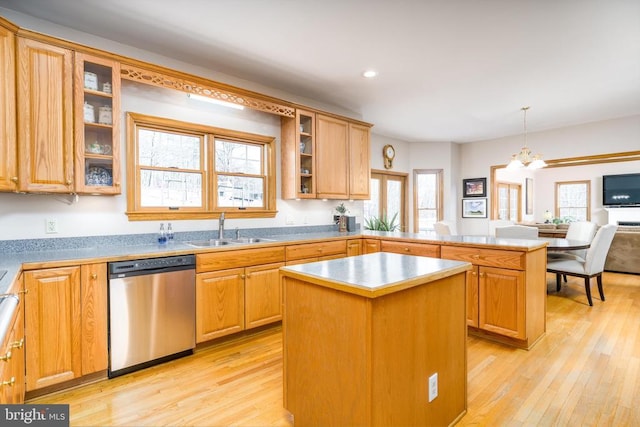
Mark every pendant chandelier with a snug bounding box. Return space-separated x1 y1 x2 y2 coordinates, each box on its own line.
506 106 547 170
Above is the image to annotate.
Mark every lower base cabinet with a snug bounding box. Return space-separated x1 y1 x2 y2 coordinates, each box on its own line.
24 263 107 392
195 247 286 343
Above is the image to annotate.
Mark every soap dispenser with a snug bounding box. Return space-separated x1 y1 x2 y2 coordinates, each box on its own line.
158 223 167 244
167 223 174 243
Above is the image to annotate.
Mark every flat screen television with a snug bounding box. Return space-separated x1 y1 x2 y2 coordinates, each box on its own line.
603 173 640 206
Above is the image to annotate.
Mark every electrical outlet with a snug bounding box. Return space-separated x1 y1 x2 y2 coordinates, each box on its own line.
45 218 58 234
428 373 438 402
285 215 294 225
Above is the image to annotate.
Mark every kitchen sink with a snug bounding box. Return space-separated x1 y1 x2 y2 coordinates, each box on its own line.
230 237 276 244
185 239 236 247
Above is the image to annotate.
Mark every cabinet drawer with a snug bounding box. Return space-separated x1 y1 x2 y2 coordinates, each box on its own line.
380 240 440 258
286 240 346 261
441 246 524 270
197 246 285 272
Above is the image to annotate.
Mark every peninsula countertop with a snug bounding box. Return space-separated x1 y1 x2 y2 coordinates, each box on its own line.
280 252 472 298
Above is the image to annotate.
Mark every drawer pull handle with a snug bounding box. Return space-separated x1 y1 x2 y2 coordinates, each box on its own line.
2 377 15 387
0 351 11 362
11 339 24 349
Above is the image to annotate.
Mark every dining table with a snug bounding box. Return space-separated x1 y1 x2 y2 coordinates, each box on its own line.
539 237 591 251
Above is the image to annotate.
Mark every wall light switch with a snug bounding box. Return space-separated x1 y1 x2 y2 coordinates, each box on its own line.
428 373 438 402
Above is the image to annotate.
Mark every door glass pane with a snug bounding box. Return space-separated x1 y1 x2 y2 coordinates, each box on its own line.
498 186 509 220
386 179 401 226
364 177 380 219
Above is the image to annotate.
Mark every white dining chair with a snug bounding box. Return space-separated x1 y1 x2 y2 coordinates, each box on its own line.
495 225 539 239
548 221 598 263
488 220 514 236
434 220 457 235
546 224 618 306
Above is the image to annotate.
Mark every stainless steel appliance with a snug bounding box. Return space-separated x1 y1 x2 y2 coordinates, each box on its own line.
108 254 196 378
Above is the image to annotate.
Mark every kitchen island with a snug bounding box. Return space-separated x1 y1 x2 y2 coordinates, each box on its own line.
280 252 471 427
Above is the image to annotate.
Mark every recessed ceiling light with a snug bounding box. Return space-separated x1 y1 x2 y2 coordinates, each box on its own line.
362 70 378 78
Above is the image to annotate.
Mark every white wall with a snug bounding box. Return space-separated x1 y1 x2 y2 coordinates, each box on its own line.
459 115 640 234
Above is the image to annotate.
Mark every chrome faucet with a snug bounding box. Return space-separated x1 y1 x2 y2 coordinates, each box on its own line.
218 212 225 239
235 227 240 239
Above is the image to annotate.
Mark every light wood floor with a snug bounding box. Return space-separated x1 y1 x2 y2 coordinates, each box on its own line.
31 272 640 426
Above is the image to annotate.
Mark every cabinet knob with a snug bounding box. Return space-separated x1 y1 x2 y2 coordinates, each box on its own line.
0 351 11 362
91 273 98 280
10 176 18 183
241 274 246 279
66 180 72 186
479 272 485 278
472 271 477 276
472 254 480 259
404 247 410 252
1 377 15 387
11 338 24 349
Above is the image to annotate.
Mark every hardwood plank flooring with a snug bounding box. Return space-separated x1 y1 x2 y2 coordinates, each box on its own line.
30 272 640 426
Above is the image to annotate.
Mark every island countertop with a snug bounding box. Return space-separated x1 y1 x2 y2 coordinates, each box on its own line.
280 252 471 298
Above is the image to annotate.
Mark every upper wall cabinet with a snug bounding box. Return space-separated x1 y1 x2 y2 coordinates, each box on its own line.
74 53 121 194
0 19 17 191
281 110 371 200
16 37 74 193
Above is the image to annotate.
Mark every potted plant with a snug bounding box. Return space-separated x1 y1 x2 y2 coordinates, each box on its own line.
335 203 348 232
364 212 399 231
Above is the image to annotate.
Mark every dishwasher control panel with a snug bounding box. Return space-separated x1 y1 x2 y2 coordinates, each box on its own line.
109 254 195 276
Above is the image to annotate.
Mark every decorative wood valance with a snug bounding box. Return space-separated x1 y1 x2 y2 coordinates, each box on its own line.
120 64 295 118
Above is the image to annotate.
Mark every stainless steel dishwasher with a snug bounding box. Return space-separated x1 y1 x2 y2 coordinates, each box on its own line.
108 254 196 378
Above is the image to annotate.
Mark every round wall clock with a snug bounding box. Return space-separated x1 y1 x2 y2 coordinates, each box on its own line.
383 144 395 169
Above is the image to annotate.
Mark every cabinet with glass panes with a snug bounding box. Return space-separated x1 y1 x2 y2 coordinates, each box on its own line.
74 52 121 194
280 109 316 199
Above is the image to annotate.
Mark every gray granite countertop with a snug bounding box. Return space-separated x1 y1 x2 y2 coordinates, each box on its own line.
280 252 471 298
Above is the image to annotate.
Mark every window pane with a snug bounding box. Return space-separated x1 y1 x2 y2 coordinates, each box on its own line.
215 139 262 175
417 174 436 209
217 175 264 207
418 209 437 233
140 170 202 207
138 129 201 169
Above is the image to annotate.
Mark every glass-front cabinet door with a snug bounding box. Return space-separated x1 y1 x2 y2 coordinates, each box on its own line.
74 52 121 194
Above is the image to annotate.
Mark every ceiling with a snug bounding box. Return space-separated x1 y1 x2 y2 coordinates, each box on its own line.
1 0 639 143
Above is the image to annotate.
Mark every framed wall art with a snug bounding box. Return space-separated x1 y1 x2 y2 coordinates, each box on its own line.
463 177 487 197
462 198 488 218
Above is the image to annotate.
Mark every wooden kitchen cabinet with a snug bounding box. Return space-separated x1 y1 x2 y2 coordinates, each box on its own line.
25 266 82 391
0 275 25 404
281 109 316 199
281 110 371 200
74 53 121 194
348 123 371 199
17 37 74 193
24 263 108 392
316 114 349 199
245 262 285 329
285 240 347 265
196 247 286 343
362 239 381 254
196 268 245 342
441 245 544 348
380 240 440 258
346 239 362 257
80 263 108 375
0 18 17 192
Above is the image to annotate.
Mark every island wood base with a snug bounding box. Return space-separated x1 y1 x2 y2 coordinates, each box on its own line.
282 272 467 426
